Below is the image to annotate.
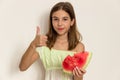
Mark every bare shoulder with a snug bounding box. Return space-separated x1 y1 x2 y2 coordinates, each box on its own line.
75 42 85 53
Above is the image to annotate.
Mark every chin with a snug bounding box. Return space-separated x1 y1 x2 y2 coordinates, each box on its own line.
57 32 67 36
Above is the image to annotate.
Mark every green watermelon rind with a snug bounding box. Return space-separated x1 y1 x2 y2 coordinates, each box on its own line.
63 69 73 75
82 52 92 69
63 52 92 75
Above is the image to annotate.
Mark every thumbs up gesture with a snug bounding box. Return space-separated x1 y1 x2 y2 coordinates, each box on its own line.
31 26 48 47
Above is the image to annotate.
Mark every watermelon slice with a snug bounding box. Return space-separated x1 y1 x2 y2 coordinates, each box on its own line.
62 51 92 74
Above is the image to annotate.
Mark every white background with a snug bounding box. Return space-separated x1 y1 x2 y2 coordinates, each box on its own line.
0 0 120 80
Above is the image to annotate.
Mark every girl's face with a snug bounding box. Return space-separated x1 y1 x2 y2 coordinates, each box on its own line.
52 10 74 36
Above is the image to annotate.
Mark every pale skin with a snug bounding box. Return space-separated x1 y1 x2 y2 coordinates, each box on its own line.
19 10 86 80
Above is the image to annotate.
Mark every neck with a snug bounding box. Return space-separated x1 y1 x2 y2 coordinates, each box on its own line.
57 34 68 42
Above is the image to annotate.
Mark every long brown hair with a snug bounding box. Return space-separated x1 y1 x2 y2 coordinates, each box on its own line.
46 2 82 50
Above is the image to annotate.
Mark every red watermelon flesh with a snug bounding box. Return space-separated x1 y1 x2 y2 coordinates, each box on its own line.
62 51 92 74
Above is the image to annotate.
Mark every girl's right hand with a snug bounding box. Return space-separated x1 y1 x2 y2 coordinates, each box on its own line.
31 26 48 47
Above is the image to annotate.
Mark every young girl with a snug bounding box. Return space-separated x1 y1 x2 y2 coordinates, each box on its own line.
19 2 86 80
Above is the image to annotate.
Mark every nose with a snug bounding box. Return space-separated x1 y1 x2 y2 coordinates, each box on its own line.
58 20 62 26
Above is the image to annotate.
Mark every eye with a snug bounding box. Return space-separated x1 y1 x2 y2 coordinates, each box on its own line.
52 17 59 21
53 18 58 21
64 18 68 21
63 17 68 21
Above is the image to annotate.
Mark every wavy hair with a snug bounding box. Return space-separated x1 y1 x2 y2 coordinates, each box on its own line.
46 2 82 50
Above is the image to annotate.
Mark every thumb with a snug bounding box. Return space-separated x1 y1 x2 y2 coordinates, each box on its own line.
36 26 40 35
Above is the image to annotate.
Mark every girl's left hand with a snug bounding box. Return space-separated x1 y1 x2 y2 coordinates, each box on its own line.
73 67 86 79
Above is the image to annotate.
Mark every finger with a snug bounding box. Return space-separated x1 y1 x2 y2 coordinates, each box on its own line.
36 26 40 35
73 69 76 76
73 67 81 77
40 35 48 41
43 37 48 41
76 67 82 76
40 40 47 45
36 44 41 47
37 42 46 47
40 35 47 39
80 68 86 74
43 35 48 39
43 42 47 46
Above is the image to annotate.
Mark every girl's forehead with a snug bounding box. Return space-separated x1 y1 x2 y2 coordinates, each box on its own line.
52 10 70 18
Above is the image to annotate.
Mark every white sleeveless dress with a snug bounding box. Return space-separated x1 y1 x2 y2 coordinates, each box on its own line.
36 46 75 80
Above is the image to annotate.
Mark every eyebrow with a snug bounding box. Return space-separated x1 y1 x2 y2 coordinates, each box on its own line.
52 16 58 18
52 16 69 19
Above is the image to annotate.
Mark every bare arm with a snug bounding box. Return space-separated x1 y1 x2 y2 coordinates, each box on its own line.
19 26 47 71
19 42 39 71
